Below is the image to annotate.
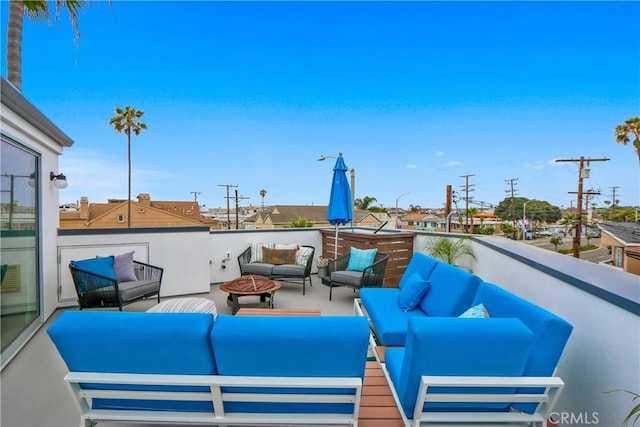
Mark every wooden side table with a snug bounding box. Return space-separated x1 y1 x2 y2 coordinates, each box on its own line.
219 275 281 314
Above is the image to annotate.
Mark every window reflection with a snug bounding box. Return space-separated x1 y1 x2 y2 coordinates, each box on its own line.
1 138 40 363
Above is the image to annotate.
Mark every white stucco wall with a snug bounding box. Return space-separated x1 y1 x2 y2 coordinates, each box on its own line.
1 82 71 321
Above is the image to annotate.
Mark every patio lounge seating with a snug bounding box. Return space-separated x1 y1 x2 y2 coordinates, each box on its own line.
69 253 163 311
47 311 370 427
237 244 315 294
322 247 389 300
384 316 564 426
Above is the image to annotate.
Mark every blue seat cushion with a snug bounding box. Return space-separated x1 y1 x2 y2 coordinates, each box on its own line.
360 288 428 346
418 262 481 317
388 317 533 418
212 315 370 414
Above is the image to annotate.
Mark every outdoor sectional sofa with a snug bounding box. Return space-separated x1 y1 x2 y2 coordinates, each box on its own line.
357 252 573 426
48 311 370 427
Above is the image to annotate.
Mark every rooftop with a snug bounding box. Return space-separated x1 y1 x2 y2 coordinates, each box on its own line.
1 227 639 426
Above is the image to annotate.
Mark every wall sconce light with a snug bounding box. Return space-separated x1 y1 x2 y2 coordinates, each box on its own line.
50 172 68 189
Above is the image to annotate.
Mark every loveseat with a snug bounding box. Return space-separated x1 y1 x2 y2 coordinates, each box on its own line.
357 252 573 426
237 243 315 294
48 311 370 427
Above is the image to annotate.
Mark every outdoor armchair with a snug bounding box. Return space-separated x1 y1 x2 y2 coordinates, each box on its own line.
322 248 388 300
69 256 163 311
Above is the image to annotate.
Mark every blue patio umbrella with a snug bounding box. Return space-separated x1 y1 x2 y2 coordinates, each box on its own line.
327 154 353 259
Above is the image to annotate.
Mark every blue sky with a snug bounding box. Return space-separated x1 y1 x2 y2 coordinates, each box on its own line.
2 1 639 211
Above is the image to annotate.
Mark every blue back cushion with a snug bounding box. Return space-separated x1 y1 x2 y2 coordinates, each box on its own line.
473 282 573 413
388 317 533 418
418 262 481 316
398 253 439 289
47 311 217 412
212 315 370 414
70 256 115 280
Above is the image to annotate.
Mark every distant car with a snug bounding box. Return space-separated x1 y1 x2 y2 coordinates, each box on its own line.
538 230 553 237
587 229 601 238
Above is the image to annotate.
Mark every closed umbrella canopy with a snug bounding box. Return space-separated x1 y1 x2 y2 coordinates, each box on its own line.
327 154 352 258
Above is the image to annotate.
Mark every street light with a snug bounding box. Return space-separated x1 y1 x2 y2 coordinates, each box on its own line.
522 200 531 241
318 152 355 228
395 192 410 229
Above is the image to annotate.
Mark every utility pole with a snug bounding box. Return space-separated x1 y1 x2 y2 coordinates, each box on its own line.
505 178 519 239
555 156 609 258
190 191 201 203
609 186 620 220
460 174 475 233
234 189 250 230
217 184 238 230
445 185 452 219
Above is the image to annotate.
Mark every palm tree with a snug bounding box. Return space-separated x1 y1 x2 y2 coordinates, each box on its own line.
466 207 479 234
354 196 377 210
259 189 266 210
550 236 563 252
615 117 640 166
109 106 147 228
425 236 476 268
6 0 92 91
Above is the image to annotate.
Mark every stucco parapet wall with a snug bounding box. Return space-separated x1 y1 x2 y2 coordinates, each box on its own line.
473 235 640 316
1 78 74 148
58 226 211 236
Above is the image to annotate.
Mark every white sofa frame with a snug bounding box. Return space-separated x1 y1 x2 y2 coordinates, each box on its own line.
64 371 363 427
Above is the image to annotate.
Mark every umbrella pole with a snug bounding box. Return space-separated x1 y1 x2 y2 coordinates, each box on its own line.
334 225 338 259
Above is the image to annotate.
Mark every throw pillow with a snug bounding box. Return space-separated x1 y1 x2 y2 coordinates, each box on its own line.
250 242 274 263
398 273 430 312
113 252 137 283
296 246 314 266
346 247 378 272
70 256 115 280
458 303 491 318
262 247 298 265
275 243 299 250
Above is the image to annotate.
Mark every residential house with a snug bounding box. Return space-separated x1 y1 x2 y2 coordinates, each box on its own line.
59 193 219 229
599 222 640 275
243 205 387 229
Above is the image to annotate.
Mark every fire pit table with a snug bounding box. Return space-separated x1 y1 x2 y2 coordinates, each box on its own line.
219 275 281 315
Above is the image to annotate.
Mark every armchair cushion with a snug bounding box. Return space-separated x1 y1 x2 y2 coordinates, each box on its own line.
330 270 364 287
70 256 115 282
398 272 430 312
114 251 137 282
346 247 378 272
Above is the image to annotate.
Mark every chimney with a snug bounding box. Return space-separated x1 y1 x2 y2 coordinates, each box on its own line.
79 197 89 220
137 193 151 206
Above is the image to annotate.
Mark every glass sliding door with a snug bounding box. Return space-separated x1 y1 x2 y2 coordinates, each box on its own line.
1 138 40 367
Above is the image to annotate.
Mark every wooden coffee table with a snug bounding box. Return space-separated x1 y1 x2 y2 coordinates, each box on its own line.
219 275 281 315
